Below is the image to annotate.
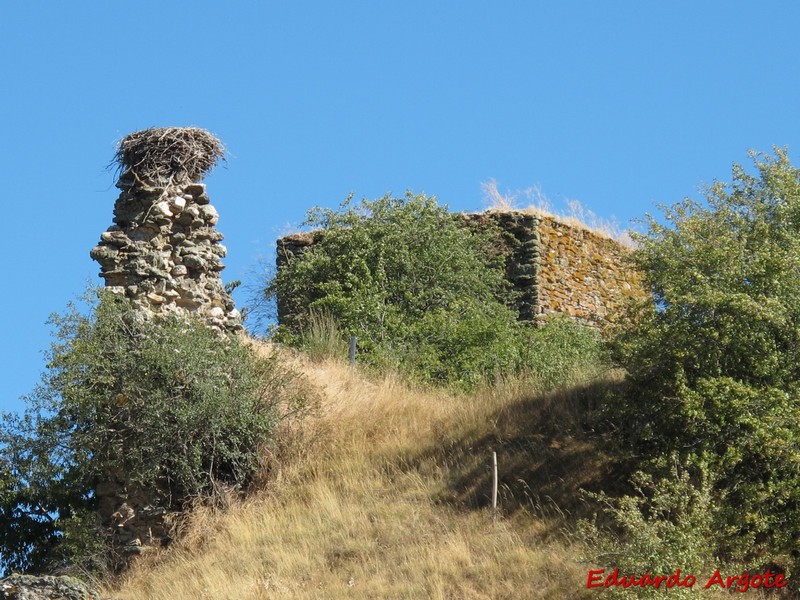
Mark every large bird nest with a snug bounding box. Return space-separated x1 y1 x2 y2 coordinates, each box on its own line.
113 127 225 185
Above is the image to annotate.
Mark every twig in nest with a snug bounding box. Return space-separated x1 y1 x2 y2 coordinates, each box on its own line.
112 126 226 185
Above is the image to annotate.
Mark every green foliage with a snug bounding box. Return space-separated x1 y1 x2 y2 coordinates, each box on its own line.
270 193 519 386
609 148 800 573
578 459 719 599
270 192 607 388
520 315 607 389
0 290 306 575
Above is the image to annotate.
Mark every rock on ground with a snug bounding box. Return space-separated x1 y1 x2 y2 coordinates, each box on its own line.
0 575 102 600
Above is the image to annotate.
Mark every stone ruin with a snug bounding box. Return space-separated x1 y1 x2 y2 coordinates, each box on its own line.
0 574 102 600
90 127 242 333
277 210 641 330
89 127 242 562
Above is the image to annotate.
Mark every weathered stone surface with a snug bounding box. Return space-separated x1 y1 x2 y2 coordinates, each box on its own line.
90 178 242 334
199 204 219 225
170 196 187 212
0 574 101 600
458 211 541 322
535 215 641 328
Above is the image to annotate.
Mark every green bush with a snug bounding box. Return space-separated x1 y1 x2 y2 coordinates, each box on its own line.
608 148 800 574
0 290 307 575
578 459 719 599
520 315 607 389
268 192 607 388
268 193 521 386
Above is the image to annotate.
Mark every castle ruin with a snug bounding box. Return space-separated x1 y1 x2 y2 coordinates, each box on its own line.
89 127 242 561
277 210 640 330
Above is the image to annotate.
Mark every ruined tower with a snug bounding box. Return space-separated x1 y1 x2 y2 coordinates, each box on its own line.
90 127 242 560
90 126 242 332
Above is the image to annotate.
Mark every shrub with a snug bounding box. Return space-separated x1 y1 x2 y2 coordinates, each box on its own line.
578 459 719 599
608 148 800 575
520 315 607 389
0 290 307 575
268 192 609 389
268 193 524 387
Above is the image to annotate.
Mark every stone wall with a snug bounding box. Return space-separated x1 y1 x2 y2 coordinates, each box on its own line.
536 215 640 327
95 474 173 563
275 230 323 326
275 210 642 330
90 175 242 333
0 574 102 600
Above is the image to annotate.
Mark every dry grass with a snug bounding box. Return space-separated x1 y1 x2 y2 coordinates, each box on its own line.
100 345 750 599
481 179 635 247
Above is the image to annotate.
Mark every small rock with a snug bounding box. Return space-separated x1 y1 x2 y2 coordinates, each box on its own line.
182 255 205 270
153 200 173 218
170 197 187 212
89 245 118 265
194 228 224 242
0 574 102 600
100 231 130 247
199 205 219 225
177 213 194 226
183 183 206 197
175 297 202 310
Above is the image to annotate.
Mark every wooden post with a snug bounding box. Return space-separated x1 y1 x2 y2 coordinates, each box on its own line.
492 451 498 524
349 336 357 366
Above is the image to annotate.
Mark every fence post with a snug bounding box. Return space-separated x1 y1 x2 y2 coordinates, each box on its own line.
349 336 357 366
492 451 498 524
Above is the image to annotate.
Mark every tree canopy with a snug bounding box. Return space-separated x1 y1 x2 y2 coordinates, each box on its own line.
610 148 800 573
0 291 305 575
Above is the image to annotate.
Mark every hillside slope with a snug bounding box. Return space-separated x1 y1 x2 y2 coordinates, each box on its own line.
102 345 622 599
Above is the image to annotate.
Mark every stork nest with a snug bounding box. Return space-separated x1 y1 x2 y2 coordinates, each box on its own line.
113 127 225 185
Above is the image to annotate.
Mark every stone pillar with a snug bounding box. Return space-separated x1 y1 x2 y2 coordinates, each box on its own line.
480 211 541 322
275 230 323 326
89 127 242 564
90 127 242 333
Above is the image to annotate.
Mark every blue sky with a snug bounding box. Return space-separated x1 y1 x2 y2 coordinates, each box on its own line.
1 1 799 417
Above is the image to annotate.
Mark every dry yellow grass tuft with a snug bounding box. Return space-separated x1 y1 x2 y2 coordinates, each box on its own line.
481 178 635 247
101 345 747 599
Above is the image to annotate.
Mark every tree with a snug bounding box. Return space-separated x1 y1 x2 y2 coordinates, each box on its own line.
611 148 800 572
0 290 306 575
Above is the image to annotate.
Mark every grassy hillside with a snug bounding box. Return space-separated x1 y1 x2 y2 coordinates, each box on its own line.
99 345 746 600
